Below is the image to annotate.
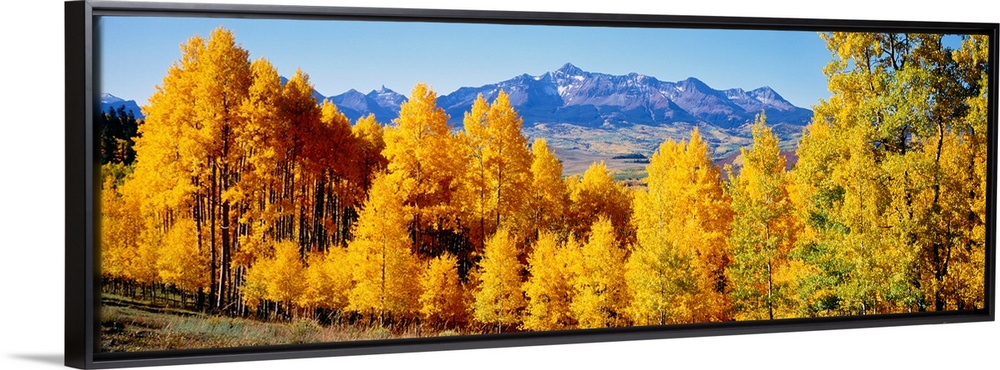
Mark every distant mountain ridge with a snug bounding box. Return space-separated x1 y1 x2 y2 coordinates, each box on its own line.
99 93 144 120
328 87 407 124
435 63 812 130
105 64 812 131
317 63 812 136
102 64 813 164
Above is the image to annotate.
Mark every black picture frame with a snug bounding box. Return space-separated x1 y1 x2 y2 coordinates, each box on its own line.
65 1 998 369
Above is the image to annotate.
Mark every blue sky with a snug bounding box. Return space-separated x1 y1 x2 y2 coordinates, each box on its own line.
98 16 838 108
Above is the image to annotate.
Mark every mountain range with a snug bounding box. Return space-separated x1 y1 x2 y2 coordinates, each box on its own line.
103 63 812 132
104 64 813 172
321 63 812 133
317 63 812 167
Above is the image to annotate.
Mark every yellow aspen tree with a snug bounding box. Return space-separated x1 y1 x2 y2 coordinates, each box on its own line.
278 69 322 247
792 33 987 315
353 114 388 198
267 241 307 306
308 99 362 250
626 129 732 325
902 35 988 311
382 83 467 257
131 233 163 286
522 231 576 331
124 34 205 290
787 119 845 317
528 138 570 239
726 114 800 321
567 161 634 246
297 246 353 313
419 253 469 328
100 176 142 282
135 33 203 215
933 35 989 310
459 95 492 250
119 175 168 287
347 174 421 323
569 217 628 328
188 27 251 308
241 241 306 318
156 217 210 292
240 267 266 312
471 227 526 332
235 58 283 266
459 91 533 247
833 123 909 314
921 129 986 310
170 26 253 311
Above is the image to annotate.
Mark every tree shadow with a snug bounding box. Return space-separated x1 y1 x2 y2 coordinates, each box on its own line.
8 353 63 367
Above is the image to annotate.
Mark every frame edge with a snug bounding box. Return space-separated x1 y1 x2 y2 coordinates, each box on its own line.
987 21 998 323
65 1 95 369
72 1 999 368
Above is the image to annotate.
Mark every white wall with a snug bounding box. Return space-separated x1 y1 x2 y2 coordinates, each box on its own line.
1 1 995 369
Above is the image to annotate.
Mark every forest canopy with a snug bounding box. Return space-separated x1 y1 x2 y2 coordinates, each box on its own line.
99 27 989 343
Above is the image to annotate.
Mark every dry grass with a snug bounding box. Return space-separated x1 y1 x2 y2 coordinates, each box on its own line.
100 295 460 353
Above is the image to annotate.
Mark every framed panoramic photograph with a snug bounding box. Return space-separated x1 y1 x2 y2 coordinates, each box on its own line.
65 0 997 368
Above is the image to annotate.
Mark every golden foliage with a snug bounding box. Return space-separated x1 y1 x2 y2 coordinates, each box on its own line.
419 253 469 326
727 115 801 321
522 231 576 330
627 129 732 325
569 217 627 328
383 83 466 256
567 161 635 246
471 227 526 332
459 92 534 246
528 139 570 238
347 174 421 318
156 217 210 292
101 27 987 334
297 247 353 311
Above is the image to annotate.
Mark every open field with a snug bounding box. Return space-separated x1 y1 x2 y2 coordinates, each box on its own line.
524 122 801 177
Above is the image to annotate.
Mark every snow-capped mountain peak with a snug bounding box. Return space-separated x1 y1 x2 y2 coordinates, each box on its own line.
434 64 811 130
103 64 811 133
100 93 124 104
555 62 585 76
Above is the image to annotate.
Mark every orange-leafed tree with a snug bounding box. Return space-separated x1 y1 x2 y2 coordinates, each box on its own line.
241 241 307 318
305 99 362 251
125 33 208 292
192 27 253 310
232 57 284 272
100 176 143 283
352 114 388 198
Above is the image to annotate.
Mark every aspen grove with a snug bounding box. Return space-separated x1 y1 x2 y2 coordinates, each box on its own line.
100 28 988 337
